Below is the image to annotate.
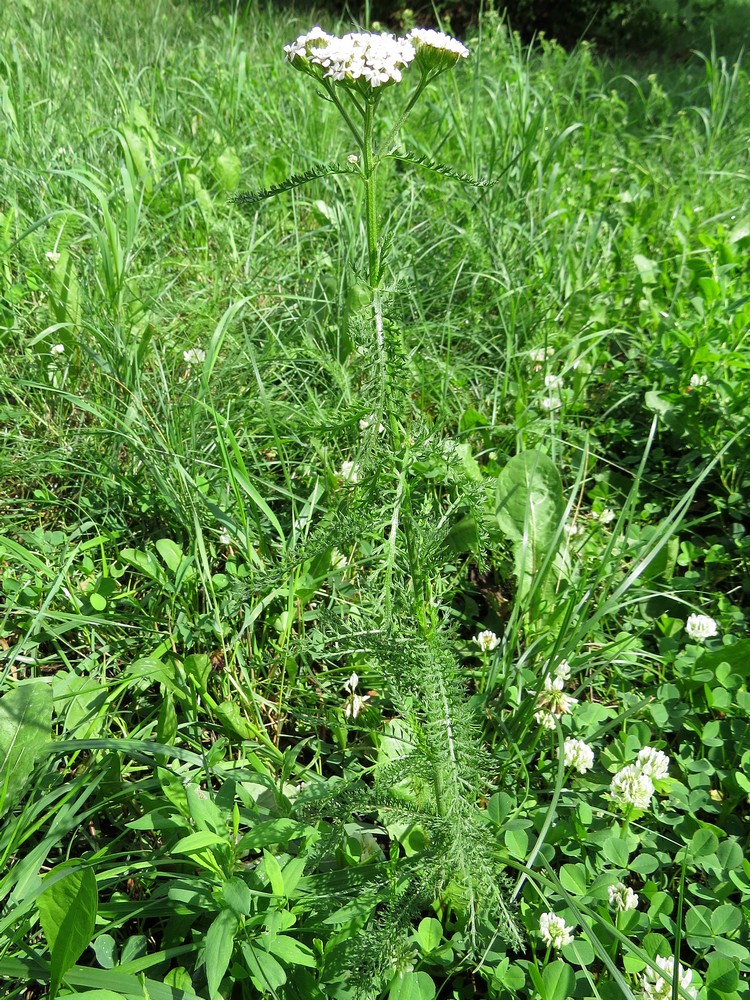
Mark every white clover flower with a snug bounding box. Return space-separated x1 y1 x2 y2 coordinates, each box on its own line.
406 28 469 72
593 507 616 524
45 250 61 268
50 343 65 355
636 746 670 781
544 373 564 391
219 531 233 546
530 346 554 363
537 674 578 721
689 373 708 387
183 348 206 365
534 708 557 730
343 672 371 719
564 522 584 537
340 460 360 483
554 659 571 681
541 396 562 411
610 764 655 811
641 956 697 1000
685 613 718 641
608 881 639 911
539 912 574 950
473 629 499 652
330 548 348 570
560 738 595 774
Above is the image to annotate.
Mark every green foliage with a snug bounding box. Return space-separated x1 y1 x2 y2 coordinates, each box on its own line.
0 0 749 997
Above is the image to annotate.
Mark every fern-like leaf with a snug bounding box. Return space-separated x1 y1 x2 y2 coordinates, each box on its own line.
232 160 354 210
385 149 498 189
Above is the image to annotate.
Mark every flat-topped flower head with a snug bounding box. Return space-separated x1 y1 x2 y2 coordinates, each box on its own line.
407 28 469 72
285 28 415 90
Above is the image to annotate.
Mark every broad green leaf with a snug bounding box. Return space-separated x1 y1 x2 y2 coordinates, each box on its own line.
222 877 253 916
155 538 184 574
215 147 242 192
92 934 116 969
559 864 588 897
36 864 98 999
416 917 443 953
541 960 575 1000
263 849 285 897
205 908 238 1000
388 970 436 1000
237 819 311 852
240 942 287 992
265 934 317 968
0 681 53 815
706 955 739 993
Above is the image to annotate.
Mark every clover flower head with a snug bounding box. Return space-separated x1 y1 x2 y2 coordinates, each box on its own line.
641 956 697 1000
608 881 639 911
560 738 595 774
636 746 670 781
564 522 584 537
535 708 557 730
183 348 206 365
544 373 564 391
539 911 574 950
593 507 616 524
554 659 571 681
406 28 469 72
685 613 718 641
340 460 360 483
537 673 577 720
45 250 62 268
50 343 65 356
530 346 554 363
689 373 708 387
473 629 499 652
542 396 562 411
610 763 655 811
343 672 371 719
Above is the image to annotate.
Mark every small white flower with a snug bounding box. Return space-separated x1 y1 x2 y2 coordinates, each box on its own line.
219 531 232 546
636 746 670 781
608 881 639 911
347 153 359 165
183 348 206 365
541 396 562 411
553 659 571 681
406 28 469 71
534 708 557 730
610 764 655 811
641 956 697 1000
564 522 584 537
330 548 348 570
560 738 595 774
359 414 385 433
593 507 616 524
539 912 574 950
285 29 416 89
45 250 61 267
689 373 708 387
529 346 554 363
544 373 564 391
685 613 718 641
340 460 360 483
343 672 371 719
537 674 578 720
473 629 499 652
50 343 65 355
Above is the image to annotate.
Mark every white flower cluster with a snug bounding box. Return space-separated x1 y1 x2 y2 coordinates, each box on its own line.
610 746 669 812
183 348 206 365
560 737 595 774
641 957 697 1000
473 629 499 652
608 881 638 911
539 911 574 950
284 27 467 89
685 612 718 641
343 672 371 719
535 665 577 729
